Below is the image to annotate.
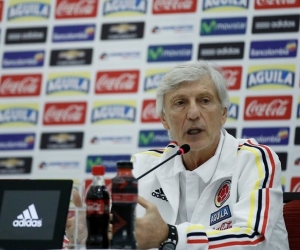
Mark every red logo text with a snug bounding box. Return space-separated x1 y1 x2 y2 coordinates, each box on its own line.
141 99 161 123
95 70 139 94
244 96 292 120
0 74 42 97
152 0 197 14
255 0 300 9
221 66 242 90
55 0 98 19
43 102 87 125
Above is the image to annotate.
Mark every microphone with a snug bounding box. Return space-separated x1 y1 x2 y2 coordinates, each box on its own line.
136 144 190 180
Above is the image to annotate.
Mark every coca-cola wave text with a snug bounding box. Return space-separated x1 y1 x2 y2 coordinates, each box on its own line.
43 102 87 125
153 0 197 14
95 70 139 94
55 0 98 18
0 74 42 97
221 66 242 90
141 100 160 123
255 0 300 9
244 96 292 120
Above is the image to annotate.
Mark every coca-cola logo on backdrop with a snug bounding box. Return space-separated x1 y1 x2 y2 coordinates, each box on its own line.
95 70 139 94
255 0 300 9
43 102 87 125
0 74 42 97
141 99 161 123
152 0 197 14
0 0 3 22
244 96 292 120
55 0 98 19
221 66 242 90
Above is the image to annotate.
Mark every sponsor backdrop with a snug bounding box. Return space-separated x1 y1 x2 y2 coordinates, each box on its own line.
0 0 300 196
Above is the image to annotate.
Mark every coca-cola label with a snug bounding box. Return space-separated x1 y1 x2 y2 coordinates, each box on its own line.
0 74 42 97
95 70 139 94
85 179 112 198
141 100 161 123
221 66 242 90
43 102 87 125
290 177 300 192
214 221 232 230
255 0 300 9
153 0 197 14
55 0 98 19
86 199 109 215
112 193 138 203
244 96 292 120
0 1 3 22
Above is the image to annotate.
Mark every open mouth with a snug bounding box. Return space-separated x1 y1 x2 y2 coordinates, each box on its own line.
187 129 202 135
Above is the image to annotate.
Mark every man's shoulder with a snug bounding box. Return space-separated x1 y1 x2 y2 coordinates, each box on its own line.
235 137 277 157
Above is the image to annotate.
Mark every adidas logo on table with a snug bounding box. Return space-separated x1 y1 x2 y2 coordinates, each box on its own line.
12 204 42 227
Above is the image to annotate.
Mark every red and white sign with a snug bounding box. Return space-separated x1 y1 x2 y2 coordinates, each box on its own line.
141 99 161 123
152 0 197 14
0 1 3 22
0 74 42 97
221 66 242 90
55 0 98 19
43 102 87 125
95 70 139 94
244 96 292 120
255 0 300 9
290 177 300 192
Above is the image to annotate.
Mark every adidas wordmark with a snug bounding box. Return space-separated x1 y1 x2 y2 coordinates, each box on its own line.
152 188 168 201
12 204 42 227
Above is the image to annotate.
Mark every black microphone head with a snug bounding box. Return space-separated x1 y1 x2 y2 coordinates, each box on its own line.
177 144 190 155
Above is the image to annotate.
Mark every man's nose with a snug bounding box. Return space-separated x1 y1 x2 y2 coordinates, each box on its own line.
187 102 200 120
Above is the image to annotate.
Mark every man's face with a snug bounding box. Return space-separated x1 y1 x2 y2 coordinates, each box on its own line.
161 75 227 153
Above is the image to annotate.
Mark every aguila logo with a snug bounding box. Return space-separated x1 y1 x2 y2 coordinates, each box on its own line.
215 180 231 207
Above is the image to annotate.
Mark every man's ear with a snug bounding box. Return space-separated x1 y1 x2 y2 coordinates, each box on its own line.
160 113 170 130
221 107 227 125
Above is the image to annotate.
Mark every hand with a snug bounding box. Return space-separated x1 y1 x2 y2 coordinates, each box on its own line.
65 189 87 247
135 196 168 249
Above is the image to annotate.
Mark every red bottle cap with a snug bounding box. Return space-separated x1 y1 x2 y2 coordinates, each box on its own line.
92 165 105 176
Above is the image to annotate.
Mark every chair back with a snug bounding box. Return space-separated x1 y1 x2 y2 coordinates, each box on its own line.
283 192 300 250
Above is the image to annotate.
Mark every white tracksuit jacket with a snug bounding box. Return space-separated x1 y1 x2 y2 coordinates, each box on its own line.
132 130 289 250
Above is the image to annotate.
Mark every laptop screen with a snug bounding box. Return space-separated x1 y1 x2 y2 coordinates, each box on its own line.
0 179 73 249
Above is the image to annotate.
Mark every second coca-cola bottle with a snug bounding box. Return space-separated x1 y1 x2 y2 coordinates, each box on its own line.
111 161 138 249
85 165 110 249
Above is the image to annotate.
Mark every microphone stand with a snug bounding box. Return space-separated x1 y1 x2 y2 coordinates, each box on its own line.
136 151 180 180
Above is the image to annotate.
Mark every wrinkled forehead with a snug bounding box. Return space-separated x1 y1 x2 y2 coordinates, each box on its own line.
170 74 215 93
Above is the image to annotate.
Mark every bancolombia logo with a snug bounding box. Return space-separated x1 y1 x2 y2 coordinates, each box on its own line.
13 204 42 227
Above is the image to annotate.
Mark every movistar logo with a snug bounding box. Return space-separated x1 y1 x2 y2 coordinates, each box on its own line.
201 20 217 34
148 47 164 60
138 130 169 147
147 44 192 62
139 132 155 145
13 204 42 227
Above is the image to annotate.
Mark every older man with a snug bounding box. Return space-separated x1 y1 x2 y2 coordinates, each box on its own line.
133 60 289 250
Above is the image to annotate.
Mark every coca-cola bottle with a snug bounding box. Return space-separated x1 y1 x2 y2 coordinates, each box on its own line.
111 161 138 249
85 165 110 249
